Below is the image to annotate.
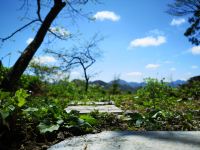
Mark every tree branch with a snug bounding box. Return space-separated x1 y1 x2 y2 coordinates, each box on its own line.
0 19 39 42
48 28 71 40
37 0 42 22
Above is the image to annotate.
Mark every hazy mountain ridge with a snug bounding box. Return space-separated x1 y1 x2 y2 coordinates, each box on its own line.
91 79 186 92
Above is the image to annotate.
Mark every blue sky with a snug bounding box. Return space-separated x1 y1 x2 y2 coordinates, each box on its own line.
0 0 200 82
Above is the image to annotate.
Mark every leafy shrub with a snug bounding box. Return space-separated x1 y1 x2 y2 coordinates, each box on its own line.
19 75 43 94
45 79 83 99
179 81 200 100
90 110 122 130
136 78 177 109
0 88 29 138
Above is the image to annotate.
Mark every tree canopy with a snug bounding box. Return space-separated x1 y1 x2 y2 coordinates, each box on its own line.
167 0 200 45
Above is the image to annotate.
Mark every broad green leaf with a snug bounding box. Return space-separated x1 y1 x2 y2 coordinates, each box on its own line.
37 123 60 134
18 98 26 107
80 115 97 126
15 89 29 107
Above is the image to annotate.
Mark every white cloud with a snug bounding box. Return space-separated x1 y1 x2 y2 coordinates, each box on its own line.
191 46 200 55
26 38 33 44
187 72 192 75
129 36 166 48
126 72 143 77
50 27 70 37
32 56 57 64
93 11 120 21
170 18 186 26
149 29 164 36
50 71 69 82
69 71 81 80
170 67 176 71
191 65 198 69
145 64 160 69
164 60 173 64
71 71 80 76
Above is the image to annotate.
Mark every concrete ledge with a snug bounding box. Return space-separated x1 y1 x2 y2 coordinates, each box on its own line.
49 131 200 150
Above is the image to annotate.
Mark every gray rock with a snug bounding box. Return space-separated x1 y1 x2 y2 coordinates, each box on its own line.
48 131 200 150
68 101 115 106
65 105 123 114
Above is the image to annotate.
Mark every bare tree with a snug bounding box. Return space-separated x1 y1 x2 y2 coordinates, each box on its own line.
167 0 200 45
0 0 98 91
46 35 102 92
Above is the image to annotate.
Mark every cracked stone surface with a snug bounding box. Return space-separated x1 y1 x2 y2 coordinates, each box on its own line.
48 131 200 150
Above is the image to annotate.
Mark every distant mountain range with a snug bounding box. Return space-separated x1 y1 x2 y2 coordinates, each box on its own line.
167 80 187 87
108 79 147 88
90 79 186 92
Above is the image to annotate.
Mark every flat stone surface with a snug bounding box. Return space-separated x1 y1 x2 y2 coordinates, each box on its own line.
68 101 115 106
48 131 200 150
65 105 123 114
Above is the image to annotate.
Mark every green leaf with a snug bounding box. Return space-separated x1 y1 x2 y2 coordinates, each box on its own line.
0 110 9 120
57 119 64 125
152 111 164 119
37 122 60 134
80 115 97 126
131 112 144 122
8 105 15 111
18 98 26 107
136 119 143 127
23 107 38 112
78 118 85 125
15 89 29 107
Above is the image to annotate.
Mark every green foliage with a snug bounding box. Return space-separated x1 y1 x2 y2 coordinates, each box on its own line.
15 89 29 107
90 110 121 129
28 61 59 81
167 0 200 45
38 123 60 134
128 109 199 130
46 79 82 100
0 72 200 149
80 115 97 126
129 112 144 128
0 65 9 85
0 89 29 133
0 64 43 93
19 75 43 94
179 81 200 100
46 79 108 102
108 79 121 95
136 78 177 109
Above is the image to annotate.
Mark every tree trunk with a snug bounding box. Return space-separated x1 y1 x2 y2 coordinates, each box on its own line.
83 68 89 93
85 78 89 93
0 1 66 91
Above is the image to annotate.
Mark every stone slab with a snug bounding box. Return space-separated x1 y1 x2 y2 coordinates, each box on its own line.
68 101 115 106
48 131 200 150
65 105 123 114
